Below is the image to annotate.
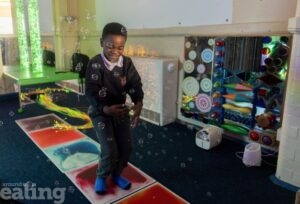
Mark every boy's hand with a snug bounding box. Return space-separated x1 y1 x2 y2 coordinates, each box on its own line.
131 102 143 128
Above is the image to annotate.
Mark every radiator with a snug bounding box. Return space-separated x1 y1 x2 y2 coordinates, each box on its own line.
131 56 178 126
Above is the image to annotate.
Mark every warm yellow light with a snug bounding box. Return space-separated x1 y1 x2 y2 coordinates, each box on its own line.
124 44 159 57
136 45 147 56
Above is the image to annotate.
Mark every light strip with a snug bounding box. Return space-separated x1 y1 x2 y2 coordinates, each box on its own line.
15 0 30 70
28 0 43 72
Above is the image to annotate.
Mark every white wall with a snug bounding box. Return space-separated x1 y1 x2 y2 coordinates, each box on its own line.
233 0 297 23
22 0 53 34
80 0 298 58
96 0 233 29
38 0 53 34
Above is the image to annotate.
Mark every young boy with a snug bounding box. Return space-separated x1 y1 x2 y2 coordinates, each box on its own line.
85 22 144 195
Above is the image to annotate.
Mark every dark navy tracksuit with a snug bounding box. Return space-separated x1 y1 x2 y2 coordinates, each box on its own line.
85 54 143 178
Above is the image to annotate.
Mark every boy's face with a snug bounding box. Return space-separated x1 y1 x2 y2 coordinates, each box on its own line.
101 35 126 63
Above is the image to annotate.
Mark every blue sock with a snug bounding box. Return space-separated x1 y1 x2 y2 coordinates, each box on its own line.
94 177 107 195
111 175 131 190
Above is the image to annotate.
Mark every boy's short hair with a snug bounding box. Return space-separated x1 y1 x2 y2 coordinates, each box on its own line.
102 22 127 39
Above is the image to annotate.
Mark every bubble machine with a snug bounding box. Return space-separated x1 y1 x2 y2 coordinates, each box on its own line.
195 125 223 150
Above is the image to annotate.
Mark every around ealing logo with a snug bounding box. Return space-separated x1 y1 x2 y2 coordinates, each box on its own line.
0 181 66 204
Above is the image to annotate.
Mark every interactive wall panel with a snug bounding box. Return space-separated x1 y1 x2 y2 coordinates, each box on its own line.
178 36 290 148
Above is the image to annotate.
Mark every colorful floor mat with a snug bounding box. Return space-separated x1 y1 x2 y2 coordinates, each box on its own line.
16 114 189 204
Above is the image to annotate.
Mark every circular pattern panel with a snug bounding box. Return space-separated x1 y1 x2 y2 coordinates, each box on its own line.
208 38 215 46
195 93 212 113
188 50 197 60
201 48 213 63
185 41 191 49
200 78 212 92
182 76 200 97
183 60 195 73
197 64 206 74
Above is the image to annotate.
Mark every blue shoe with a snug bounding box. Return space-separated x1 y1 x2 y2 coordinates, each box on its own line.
111 175 131 190
94 177 107 195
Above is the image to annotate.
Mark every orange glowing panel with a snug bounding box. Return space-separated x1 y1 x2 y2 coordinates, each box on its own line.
28 128 84 149
66 162 155 204
116 183 189 204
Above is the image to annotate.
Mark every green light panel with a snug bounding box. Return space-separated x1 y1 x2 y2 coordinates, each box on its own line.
28 0 42 72
15 0 30 69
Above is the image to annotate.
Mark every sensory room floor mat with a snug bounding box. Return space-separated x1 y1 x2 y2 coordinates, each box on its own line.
16 114 189 204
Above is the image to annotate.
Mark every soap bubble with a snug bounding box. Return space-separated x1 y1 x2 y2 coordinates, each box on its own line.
9 111 15 117
68 186 76 193
54 180 60 186
138 138 144 145
80 27 88 34
62 147 71 155
187 157 193 162
75 62 83 72
92 63 101 69
0 121 3 126
98 88 107 98
206 192 212 197
147 151 152 156
142 122 148 129
147 133 153 139
52 95 59 102
34 125 41 130
113 71 120 77
129 88 135 94
23 181 35 189
85 10 96 21
64 16 77 24
186 124 194 130
91 74 99 80
165 86 171 91
80 27 89 40
97 122 105 129
180 162 186 168
36 155 40 159
161 149 167 155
